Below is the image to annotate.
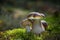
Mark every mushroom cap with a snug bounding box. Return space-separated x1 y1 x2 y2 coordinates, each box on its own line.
27 12 45 19
41 20 48 29
21 19 32 27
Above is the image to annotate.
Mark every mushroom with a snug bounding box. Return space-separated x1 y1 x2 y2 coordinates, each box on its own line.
21 12 48 34
41 20 48 29
26 12 48 34
20 19 32 32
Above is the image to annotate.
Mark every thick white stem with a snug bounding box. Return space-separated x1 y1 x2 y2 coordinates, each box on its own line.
32 19 45 34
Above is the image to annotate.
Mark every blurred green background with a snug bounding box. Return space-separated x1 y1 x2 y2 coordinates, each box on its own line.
0 0 60 40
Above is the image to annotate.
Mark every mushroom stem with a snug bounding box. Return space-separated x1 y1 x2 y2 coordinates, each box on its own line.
26 25 32 32
32 19 45 34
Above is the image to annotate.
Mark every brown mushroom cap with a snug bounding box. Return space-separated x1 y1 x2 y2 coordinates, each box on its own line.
41 20 48 29
21 19 32 27
27 12 45 19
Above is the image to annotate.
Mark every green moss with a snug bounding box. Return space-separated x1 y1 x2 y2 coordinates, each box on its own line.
4 28 42 40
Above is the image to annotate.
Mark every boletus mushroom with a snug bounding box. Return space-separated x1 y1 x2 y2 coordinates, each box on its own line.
21 12 48 34
27 12 48 34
